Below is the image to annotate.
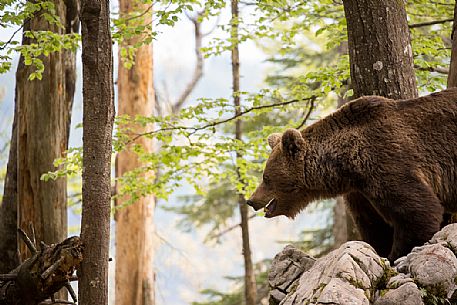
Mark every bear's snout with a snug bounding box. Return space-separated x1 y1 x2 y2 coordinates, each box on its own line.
246 200 264 211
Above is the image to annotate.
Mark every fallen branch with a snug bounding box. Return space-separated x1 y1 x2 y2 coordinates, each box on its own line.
0 230 83 305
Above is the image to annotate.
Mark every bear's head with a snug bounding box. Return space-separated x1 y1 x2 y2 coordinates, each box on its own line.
247 128 312 218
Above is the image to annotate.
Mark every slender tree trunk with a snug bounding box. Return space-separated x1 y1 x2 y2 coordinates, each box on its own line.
115 1 155 305
78 0 114 304
343 0 418 99
448 1 457 88
231 1 257 304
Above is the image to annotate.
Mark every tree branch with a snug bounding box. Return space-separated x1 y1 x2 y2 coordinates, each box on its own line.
295 96 316 129
414 64 449 74
133 96 315 142
409 18 453 29
210 214 256 240
172 12 205 113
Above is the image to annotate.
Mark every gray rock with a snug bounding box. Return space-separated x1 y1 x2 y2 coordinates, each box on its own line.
373 283 423 305
268 245 316 305
279 241 386 305
429 223 457 254
400 243 457 298
269 225 457 305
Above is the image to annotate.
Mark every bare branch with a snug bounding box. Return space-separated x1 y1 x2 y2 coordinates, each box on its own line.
17 228 37 254
65 282 77 303
409 18 453 29
0 274 17 281
172 12 205 113
0 24 24 51
124 4 153 22
295 96 316 129
41 256 65 279
210 214 256 240
414 64 449 74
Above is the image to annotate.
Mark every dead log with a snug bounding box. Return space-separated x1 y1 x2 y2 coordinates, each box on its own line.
0 230 83 305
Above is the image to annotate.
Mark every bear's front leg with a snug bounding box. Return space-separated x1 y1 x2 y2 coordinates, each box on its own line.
344 191 393 258
380 181 443 262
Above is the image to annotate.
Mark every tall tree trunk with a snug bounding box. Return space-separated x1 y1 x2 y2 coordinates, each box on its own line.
448 1 457 88
115 1 155 305
231 1 257 304
343 0 418 99
342 0 418 249
78 0 114 304
0 100 19 273
16 0 79 263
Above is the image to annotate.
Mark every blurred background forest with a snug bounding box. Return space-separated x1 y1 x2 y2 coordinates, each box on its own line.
0 0 455 304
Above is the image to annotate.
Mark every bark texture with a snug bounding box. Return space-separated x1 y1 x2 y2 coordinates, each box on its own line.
342 0 418 244
343 0 418 99
115 1 155 305
448 2 457 88
78 0 114 304
16 0 79 261
0 100 19 273
231 1 257 304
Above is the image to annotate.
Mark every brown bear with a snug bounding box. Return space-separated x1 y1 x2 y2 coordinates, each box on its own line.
246 88 457 262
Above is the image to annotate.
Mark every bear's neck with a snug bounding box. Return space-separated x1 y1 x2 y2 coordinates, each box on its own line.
302 141 353 198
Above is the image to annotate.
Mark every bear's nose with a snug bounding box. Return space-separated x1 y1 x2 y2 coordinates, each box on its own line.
246 200 262 211
246 200 255 207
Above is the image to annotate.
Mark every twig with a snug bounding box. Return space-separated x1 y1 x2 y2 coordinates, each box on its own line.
409 18 453 29
41 256 64 279
414 64 449 74
295 96 316 129
17 228 37 254
211 214 257 240
39 300 76 305
0 274 17 281
29 223 36 248
65 282 77 303
124 4 153 22
0 24 24 51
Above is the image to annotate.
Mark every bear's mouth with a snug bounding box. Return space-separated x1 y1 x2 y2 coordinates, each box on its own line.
264 198 277 218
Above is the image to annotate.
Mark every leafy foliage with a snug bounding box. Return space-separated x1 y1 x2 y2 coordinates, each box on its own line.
0 0 80 77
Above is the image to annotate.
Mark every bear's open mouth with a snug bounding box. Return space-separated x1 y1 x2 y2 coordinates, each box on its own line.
264 198 277 218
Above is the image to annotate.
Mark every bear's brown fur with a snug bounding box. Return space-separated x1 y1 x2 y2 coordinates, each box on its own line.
247 88 457 261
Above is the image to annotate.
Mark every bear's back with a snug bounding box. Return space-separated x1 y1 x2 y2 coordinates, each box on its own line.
303 89 457 210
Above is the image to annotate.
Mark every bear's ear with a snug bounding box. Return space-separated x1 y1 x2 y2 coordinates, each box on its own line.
282 129 304 157
267 133 282 149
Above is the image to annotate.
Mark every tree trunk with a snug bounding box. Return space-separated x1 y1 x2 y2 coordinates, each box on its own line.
115 1 155 305
342 0 418 249
231 1 257 304
0 100 19 273
78 0 114 304
448 1 457 88
343 0 418 99
16 0 79 263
